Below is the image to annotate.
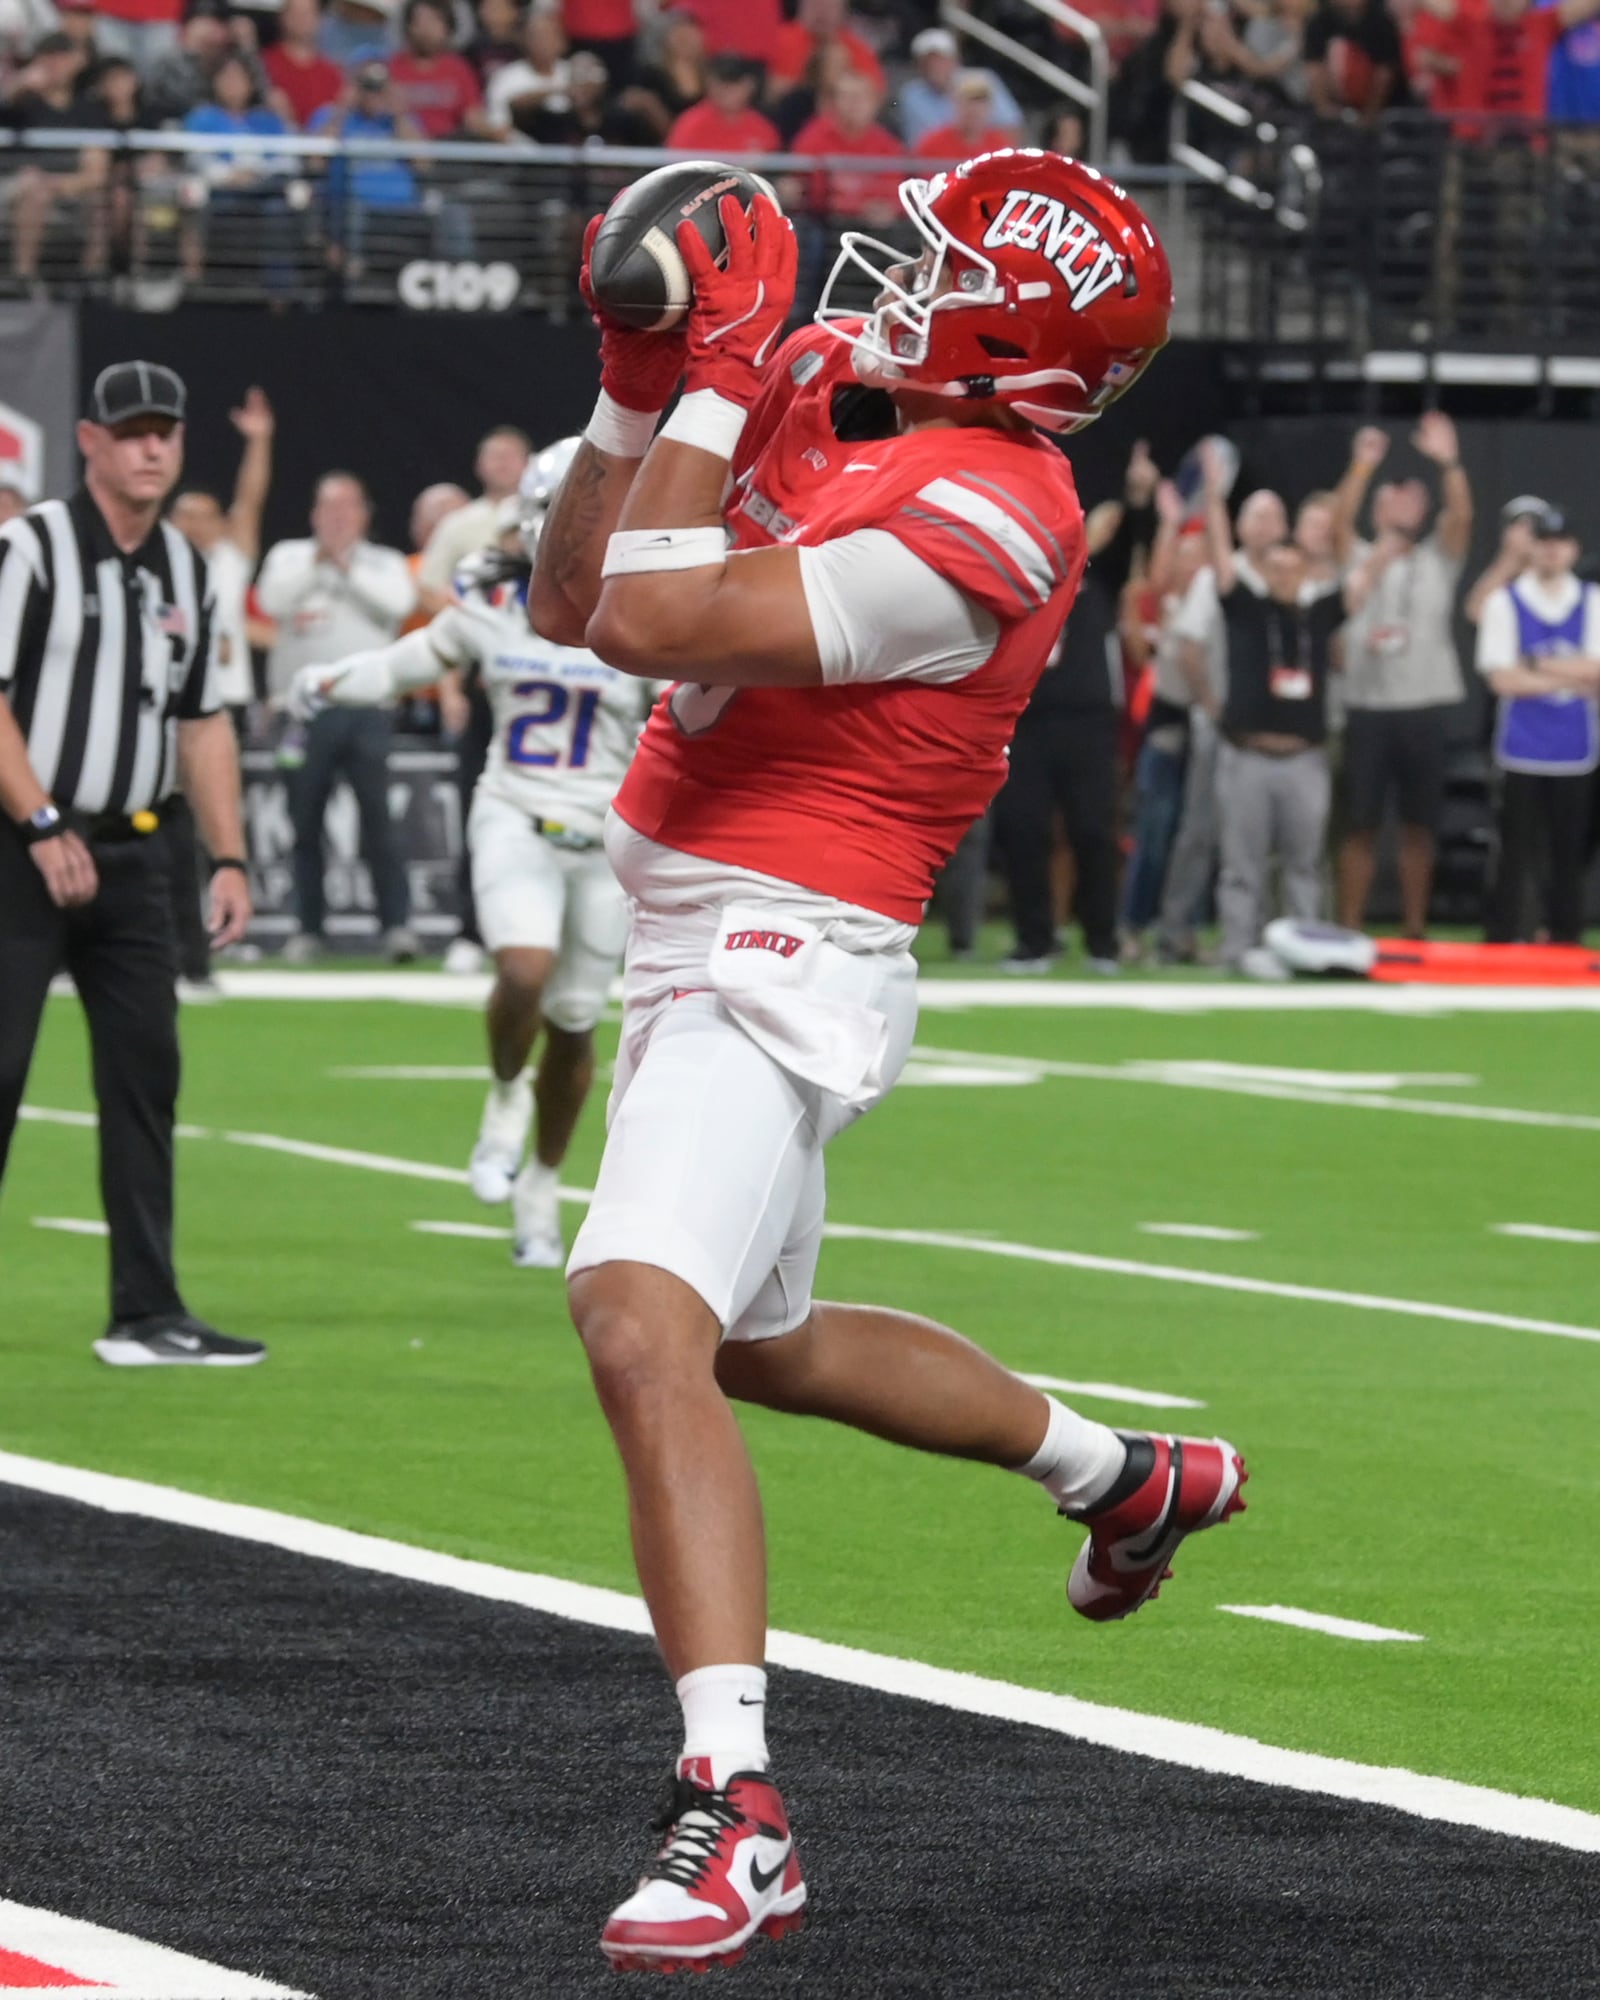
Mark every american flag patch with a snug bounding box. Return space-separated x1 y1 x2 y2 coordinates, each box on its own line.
155 603 189 639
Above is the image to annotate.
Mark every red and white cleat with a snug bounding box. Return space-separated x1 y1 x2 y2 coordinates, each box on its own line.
1065 1432 1248 1622
601 1762 806 1975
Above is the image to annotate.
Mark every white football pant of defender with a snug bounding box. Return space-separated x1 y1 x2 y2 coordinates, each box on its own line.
288 437 646 1268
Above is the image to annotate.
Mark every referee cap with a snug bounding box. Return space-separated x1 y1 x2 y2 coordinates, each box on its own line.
87 361 187 428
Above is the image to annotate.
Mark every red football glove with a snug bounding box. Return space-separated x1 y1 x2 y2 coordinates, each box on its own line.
580 211 686 415
676 193 798 409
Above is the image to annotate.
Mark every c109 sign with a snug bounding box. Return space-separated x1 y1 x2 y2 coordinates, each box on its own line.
398 260 521 312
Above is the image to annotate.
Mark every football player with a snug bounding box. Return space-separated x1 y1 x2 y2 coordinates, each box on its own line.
289 441 656 1267
532 153 1249 1972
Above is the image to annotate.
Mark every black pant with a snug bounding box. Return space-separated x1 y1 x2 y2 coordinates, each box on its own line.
454 680 493 945
290 706 410 937
1486 768 1592 944
165 792 212 982
0 820 185 1324
993 707 1121 962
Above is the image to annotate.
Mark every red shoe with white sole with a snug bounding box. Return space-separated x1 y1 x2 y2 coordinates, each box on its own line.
601 1762 806 1975
1066 1432 1248 1622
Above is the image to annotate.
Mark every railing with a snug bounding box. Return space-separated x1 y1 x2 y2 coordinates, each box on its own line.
940 0 1108 165
1169 81 1319 233
0 132 1178 315
1164 107 1600 369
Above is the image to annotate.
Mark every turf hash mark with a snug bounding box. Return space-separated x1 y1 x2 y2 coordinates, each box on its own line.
1217 1605 1427 1643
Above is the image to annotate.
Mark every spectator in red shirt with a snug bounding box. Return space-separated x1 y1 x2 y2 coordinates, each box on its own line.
682 0 781 63
263 0 345 130
1440 0 1599 117
666 53 780 151
788 68 902 223
563 0 635 84
768 0 885 101
389 0 485 137
913 70 1017 160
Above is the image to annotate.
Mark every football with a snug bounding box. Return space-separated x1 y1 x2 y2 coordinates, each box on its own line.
587 159 781 333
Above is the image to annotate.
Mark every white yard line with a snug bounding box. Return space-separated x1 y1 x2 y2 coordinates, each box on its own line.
1492 1223 1600 1245
1218 1605 1425 1644
412 1220 511 1240
30 1216 109 1237
155 968 1600 1013
330 1065 492 1080
1138 1224 1261 1243
910 1044 1600 1134
0 1898 308 1999
819 1222 1600 1347
1018 1373 1206 1410
24 1110 1600 1348
0 1449 1591 1854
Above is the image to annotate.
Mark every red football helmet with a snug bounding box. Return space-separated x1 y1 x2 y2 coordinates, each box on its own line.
815 148 1173 434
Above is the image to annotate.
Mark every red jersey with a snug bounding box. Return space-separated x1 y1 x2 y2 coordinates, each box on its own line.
666 100 781 153
790 113 903 218
387 51 482 137
263 44 345 129
725 324 880 548
681 0 782 59
1449 2 1562 115
914 122 1017 160
768 22 886 91
614 385 1087 924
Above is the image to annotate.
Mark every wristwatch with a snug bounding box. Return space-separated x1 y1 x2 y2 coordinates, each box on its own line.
18 803 62 847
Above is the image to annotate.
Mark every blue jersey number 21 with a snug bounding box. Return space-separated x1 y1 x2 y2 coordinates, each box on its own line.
507 682 601 768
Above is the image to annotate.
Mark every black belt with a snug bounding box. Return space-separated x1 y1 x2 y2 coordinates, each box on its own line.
62 801 171 844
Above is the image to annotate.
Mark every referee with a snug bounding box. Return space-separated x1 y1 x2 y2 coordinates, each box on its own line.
0 361 265 1368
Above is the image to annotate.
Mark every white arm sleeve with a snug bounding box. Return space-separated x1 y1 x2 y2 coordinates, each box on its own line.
327 623 462 706
1476 588 1519 675
1171 565 1220 646
795 528 999 687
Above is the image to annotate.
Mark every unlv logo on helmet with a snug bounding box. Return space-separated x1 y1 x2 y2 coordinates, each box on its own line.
815 148 1172 434
979 190 1125 312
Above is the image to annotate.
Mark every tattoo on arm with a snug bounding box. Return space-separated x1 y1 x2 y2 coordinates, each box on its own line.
541 443 611 595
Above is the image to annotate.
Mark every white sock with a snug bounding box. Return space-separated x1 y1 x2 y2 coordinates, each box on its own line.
1014 1396 1128 1513
489 1073 526 1111
677 1664 769 1790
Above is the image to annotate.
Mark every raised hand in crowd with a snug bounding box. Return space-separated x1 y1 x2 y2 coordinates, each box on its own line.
1411 410 1459 466
1124 437 1160 507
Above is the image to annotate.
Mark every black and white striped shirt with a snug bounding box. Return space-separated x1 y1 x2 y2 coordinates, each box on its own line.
0 490 220 816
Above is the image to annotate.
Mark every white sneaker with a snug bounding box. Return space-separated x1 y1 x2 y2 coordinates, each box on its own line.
511 1161 564 1268
442 936 485 976
468 1077 532 1204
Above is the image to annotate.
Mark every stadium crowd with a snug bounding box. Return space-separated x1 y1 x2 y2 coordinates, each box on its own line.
2 0 1598 289
170 399 1598 984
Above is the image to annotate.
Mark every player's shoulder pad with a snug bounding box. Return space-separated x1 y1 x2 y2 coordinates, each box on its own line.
878 430 1087 622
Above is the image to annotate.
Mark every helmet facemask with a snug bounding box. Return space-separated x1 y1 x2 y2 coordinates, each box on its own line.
815 174 1097 431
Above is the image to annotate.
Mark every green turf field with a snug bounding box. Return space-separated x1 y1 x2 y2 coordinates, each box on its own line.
5 978 1599 1817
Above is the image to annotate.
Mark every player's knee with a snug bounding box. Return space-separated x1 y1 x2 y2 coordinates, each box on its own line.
494 948 549 1008
541 1003 597 1045
570 1267 717 1411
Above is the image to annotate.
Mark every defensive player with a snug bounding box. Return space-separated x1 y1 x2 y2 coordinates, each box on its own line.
291 445 654 1267
531 152 1249 1972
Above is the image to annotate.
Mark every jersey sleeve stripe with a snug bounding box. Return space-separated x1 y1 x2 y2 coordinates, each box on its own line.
898 506 1038 613
912 478 1056 603
955 472 1075 585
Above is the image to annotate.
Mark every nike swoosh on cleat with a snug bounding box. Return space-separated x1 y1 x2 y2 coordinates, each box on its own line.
748 1847 790 1893
168 1333 203 1352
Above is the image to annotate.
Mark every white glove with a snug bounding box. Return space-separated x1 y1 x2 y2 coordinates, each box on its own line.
287 664 341 722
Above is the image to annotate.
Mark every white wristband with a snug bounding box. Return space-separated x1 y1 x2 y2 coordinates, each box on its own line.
602 527 728 577
585 388 662 460
659 388 748 462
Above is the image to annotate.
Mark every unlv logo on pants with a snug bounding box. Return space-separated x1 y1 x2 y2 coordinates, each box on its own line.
723 929 804 958
979 191 1125 312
